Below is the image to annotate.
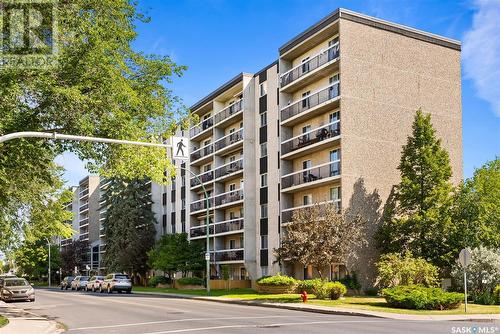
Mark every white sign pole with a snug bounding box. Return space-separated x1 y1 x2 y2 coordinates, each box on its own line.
459 248 471 314
464 269 467 313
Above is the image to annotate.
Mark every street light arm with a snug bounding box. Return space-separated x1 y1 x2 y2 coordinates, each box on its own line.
0 131 171 148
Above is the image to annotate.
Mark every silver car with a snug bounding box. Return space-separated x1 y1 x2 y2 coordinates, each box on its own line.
0 278 35 302
71 276 89 291
86 276 104 292
102 273 132 294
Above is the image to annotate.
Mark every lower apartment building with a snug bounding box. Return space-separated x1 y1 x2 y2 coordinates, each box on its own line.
155 8 463 287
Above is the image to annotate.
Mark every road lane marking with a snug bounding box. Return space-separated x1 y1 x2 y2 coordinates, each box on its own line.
68 315 331 331
143 319 421 334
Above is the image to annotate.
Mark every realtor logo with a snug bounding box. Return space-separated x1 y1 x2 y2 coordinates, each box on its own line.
0 0 58 69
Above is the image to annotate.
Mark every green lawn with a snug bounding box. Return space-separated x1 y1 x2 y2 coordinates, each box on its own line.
133 287 500 315
0 315 8 328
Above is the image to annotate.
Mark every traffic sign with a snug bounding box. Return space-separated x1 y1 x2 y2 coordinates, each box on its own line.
172 136 189 160
205 252 210 261
459 248 472 268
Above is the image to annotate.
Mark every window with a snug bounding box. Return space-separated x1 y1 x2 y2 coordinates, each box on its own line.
303 194 312 205
203 139 211 147
203 164 211 172
171 222 176 234
239 121 243 129
229 239 236 249
230 211 236 219
329 74 340 98
259 82 267 97
301 91 310 108
261 235 268 249
301 57 310 73
181 221 186 233
261 173 268 187
229 155 236 162
181 175 185 186
239 236 244 248
260 204 268 218
260 143 267 157
181 199 186 209
302 125 311 142
330 149 340 176
302 160 312 180
229 183 236 192
261 266 268 277
260 112 267 127
330 187 341 201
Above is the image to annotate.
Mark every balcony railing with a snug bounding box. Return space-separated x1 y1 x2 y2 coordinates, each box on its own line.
280 42 339 88
211 248 244 262
281 82 340 122
190 170 214 187
214 99 243 125
190 116 214 138
190 218 244 238
190 197 214 212
282 200 341 222
79 189 89 198
215 188 244 206
79 203 89 212
79 232 89 241
282 161 341 189
214 128 243 152
281 121 340 155
215 158 244 179
190 143 214 162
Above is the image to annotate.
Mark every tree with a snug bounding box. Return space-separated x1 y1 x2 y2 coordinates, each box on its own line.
60 240 88 275
13 240 61 282
376 109 455 268
102 179 156 276
148 233 204 278
0 0 188 249
450 158 500 252
275 203 367 279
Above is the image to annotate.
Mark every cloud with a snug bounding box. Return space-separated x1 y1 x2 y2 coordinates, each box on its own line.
463 0 500 117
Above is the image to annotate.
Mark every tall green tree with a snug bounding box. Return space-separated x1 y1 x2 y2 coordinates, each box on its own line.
13 240 61 282
60 239 88 275
450 158 500 251
0 0 187 248
148 233 204 278
376 109 455 268
102 179 156 276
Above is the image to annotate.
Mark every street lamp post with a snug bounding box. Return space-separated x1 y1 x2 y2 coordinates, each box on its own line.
47 239 51 288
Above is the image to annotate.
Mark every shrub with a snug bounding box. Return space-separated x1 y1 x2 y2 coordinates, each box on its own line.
382 285 463 310
176 277 204 286
494 286 500 305
312 281 347 300
148 276 171 287
256 274 297 286
451 247 500 302
297 279 323 294
364 287 379 296
375 252 439 289
339 272 362 291
473 291 496 305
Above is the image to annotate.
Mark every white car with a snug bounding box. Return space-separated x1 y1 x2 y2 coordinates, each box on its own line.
71 276 89 291
86 276 104 292
102 273 132 294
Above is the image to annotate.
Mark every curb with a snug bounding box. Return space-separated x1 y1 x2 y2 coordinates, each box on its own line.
0 302 64 334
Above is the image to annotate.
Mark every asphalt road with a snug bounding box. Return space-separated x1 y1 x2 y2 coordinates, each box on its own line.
4 288 480 334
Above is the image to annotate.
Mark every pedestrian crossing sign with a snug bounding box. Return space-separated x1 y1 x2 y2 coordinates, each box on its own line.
172 136 189 160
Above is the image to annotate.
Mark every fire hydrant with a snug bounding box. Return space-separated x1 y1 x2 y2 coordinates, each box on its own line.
300 291 308 303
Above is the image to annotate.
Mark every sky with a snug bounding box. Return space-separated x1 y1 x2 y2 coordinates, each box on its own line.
56 0 500 186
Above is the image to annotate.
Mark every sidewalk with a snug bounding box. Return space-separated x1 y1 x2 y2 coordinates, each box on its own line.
0 302 63 334
134 290 500 322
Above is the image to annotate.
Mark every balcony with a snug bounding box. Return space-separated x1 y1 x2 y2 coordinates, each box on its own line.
79 232 89 241
281 200 341 223
79 188 89 199
190 116 214 140
281 82 340 125
79 217 89 227
190 170 214 189
214 188 244 208
190 143 214 165
214 128 243 154
214 99 243 127
210 248 244 262
215 158 244 181
190 218 244 239
190 196 214 214
280 42 339 92
282 161 341 192
281 121 340 159
79 203 89 212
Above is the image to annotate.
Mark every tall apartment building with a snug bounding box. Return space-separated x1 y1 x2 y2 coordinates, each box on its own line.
157 8 463 286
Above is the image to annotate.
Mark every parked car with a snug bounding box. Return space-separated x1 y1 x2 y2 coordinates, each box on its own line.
0 274 18 289
102 273 132 294
86 276 104 292
60 276 75 290
0 277 35 302
71 276 89 291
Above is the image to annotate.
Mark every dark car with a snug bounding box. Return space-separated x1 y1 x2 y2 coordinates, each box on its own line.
60 276 75 290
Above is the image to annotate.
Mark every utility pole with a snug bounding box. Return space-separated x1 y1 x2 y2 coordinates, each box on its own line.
47 239 51 288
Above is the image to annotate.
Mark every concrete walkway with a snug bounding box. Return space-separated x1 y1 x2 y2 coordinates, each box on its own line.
134 291 500 322
0 301 63 334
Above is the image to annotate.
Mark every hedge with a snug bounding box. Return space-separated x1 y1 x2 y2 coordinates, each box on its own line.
256 275 297 286
176 277 204 286
297 279 323 294
382 285 463 310
148 276 171 287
